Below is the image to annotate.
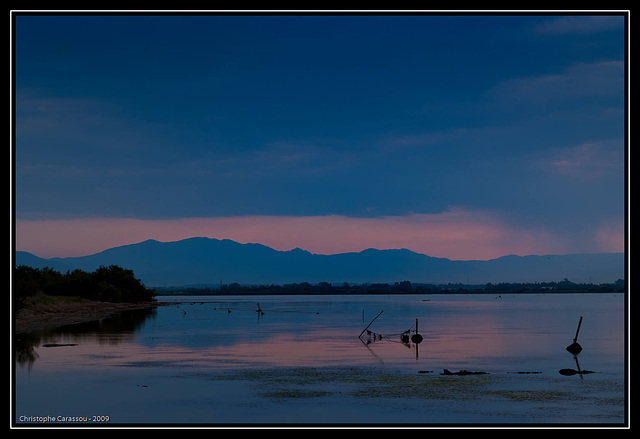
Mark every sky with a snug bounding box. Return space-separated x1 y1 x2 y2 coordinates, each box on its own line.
12 11 628 260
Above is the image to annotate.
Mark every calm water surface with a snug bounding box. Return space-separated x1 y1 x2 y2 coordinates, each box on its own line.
14 294 627 426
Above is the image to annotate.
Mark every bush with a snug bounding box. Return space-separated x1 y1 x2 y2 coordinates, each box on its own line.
14 265 155 309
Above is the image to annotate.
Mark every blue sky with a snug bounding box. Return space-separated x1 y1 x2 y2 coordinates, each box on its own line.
13 12 627 259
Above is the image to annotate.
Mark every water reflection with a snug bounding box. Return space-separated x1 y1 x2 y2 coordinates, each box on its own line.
13 294 626 424
15 294 624 375
14 307 157 370
359 314 425 359
559 355 595 378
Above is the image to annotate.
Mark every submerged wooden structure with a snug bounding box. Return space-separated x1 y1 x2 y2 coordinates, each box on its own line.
359 311 423 346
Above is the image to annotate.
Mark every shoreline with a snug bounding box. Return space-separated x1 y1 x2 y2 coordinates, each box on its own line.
154 290 624 296
14 300 164 334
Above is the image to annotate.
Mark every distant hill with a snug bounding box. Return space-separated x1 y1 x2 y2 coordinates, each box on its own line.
15 237 625 287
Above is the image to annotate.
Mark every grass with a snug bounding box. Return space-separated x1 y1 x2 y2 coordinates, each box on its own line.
19 293 91 310
214 366 496 401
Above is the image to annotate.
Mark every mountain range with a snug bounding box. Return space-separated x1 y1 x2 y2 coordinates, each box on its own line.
15 237 625 288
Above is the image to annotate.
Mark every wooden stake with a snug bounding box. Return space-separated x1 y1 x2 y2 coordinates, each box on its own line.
566 316 583 354
359 310 384 338
573 316 583 344
411 318 423 344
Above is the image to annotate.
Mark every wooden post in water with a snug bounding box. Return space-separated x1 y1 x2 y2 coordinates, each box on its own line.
573 316 583 342
411 318 423 344
359 310 384 338
566 316 583 354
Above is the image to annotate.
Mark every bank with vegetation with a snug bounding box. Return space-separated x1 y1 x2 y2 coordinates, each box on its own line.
14 265 158 333
156 278 625 295
14 265 156 311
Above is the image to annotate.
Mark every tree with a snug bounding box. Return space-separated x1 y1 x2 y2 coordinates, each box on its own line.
14 265 155 307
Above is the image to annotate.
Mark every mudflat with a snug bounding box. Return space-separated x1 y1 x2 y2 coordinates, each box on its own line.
15 298 162 334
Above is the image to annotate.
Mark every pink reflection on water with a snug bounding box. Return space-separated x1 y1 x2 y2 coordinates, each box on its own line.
26 295 625 374
31 322 528 372
32 329 407 371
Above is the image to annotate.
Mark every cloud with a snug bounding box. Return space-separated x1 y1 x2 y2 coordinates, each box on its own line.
17 92 116 140
248 140 358 176
595 218 625 253
534 15 624 34
488 61 624 105
543 140 624 179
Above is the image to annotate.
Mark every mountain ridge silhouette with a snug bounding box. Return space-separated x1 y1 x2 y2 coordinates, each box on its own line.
15 237 624 287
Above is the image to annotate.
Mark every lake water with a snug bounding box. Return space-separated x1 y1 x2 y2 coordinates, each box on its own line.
14 293 627 427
